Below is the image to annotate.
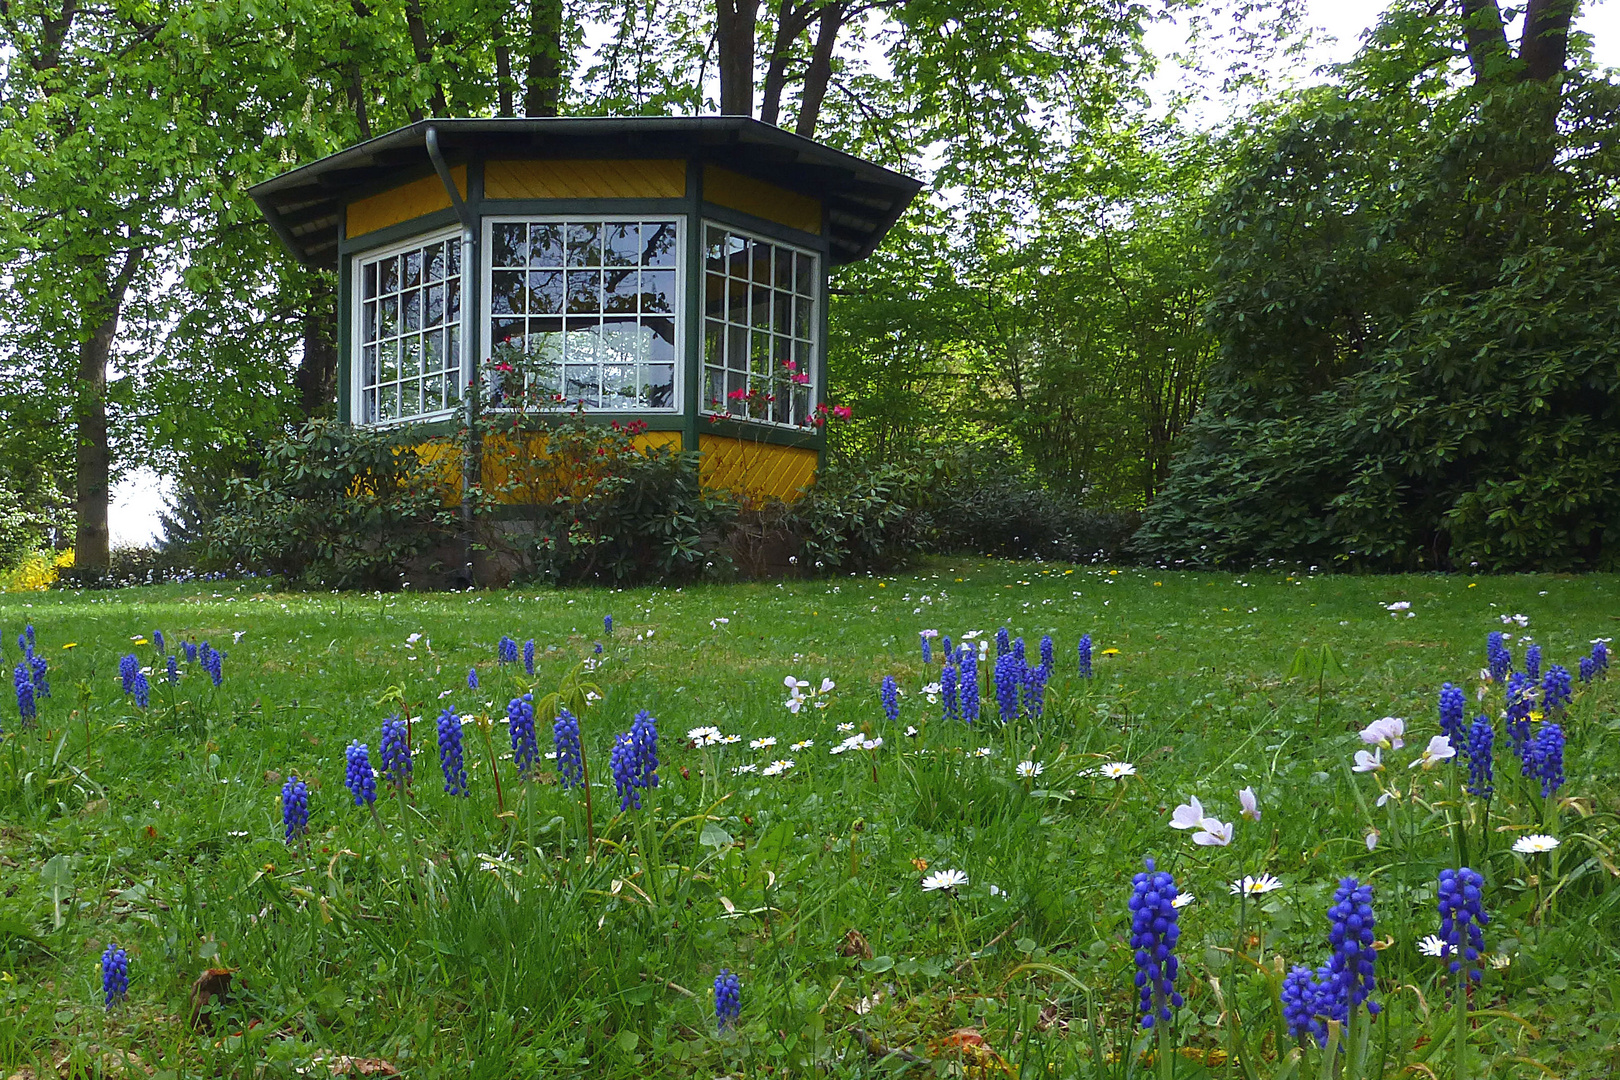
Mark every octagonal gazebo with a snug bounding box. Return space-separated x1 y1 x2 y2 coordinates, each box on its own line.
249 117 921 503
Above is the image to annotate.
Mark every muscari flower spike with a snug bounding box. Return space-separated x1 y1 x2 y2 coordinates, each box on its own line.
508 694 538 778
880 676 899 723
1504 672 1534 757
1522 722 1564 798
1012 636 1026 662
166 655 179 685
524 638 536 675
1439 682 1467 746
1593 640 1610 675
1128 856 1184 1028
993 653 1022 723
1023 661 1051 719
1464 715 1494 798
1542 665 1572 713
345 741 377 807
183 641 198 663
14 661 36 725
610 732 641 811
959 650 980 723
1039 634 1054 669
1524 644 1542 681
153 630 165 653
119 653 139 695
1078 634 1093 679
379 716 412 786
1281 964 1332 1046
630 709 659 790
467 667 479 690
1580 655 1597 683
281 776 310 842
497 636 518 664
1325 878 1381 1023
199 643 223 686
438 708 469 796
940 661 960 721
29 651 47 698
920 632 932 665
1486 632 1512 681
101 944 129 1008
132 671 150 709
553 708 584 789
1437 868 1488 985
714 968 742 1030
604 614 613 634
995 627 1010 658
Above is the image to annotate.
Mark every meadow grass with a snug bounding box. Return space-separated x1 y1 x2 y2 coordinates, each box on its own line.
0 558 1616 1078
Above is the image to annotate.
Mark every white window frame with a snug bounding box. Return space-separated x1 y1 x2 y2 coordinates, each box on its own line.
697 220 820 429
480 214 686 415
350 226 466 428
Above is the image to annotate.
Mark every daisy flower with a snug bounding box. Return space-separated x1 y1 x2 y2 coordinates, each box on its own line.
1016 760 1045 779
1512 834 1560 854
719 734 742 745
689 725 723 747
731 764 758 776
762 759 795 777
1099 762 1136 779
920 868 968 893
1229 874 1282 896
749 736 777 750
1171 893 1195 909
790 740 814 751
837 722 855 732
974 747 993 758
1417 935 1447 958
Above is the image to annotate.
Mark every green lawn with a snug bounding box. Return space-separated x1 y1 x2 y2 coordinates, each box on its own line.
0 559 1616 1078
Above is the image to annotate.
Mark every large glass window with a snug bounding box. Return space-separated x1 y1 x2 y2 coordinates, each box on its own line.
702 224 817 426
356 232 463 424
485 218 680 410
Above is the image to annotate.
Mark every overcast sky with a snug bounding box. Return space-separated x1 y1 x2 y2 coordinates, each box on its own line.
106 0 1620 546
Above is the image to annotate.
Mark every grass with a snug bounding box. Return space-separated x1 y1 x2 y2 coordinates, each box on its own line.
0 557 1617 1079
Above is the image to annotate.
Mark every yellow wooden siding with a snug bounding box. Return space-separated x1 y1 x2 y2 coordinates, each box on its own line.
346 166 467 239
699 435 818 503
484 159 686 200
703 166 822 235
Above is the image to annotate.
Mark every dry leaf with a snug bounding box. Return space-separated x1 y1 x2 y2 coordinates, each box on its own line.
190 968 234 1030
837 929 873 960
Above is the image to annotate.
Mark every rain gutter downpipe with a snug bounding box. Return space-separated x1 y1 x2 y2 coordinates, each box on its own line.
425 125 480 588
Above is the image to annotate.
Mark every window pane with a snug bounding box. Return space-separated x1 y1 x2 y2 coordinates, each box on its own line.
379 295 398 338
600 319 642 365
380 382 398 420
380 256 399 294
492 317 522 350
603 363 638 408
566 223 602 266
566 321 599 366
424 242 445 282
705 272 725 319
424 329 443 373
491 270 524 316
795 296 813 339
493 224 527 267
361 387 378 424
726 367 748 401
529 223 563 266
362 263 378 299
362 344 378 386
402 288 421 331
727 325 748 371
529 318 564 394
529 270 563 315
641 269 675 313
424 283 444 327
444 369 462 406
644 222 678 267
564 366 600 407
705 319 723 366
793 338 812 368
603 267 639 314
447 276 461 323
774 293 791 336
751 330 771 375
447 325 461 379
750 240 771 284
775 250 793 290
796 252 814 294
705 227 726 273
380 339 399 381
727 278 748 323
705 366 724 409
403 250 422 289
403 335 422 379
424 373 445 413
646 317 676 362
448 240 462 276
750 285 771 329
363 301 378 343
567 269 601 313
644 364 675 408
604 223 640 266
398 379 421 418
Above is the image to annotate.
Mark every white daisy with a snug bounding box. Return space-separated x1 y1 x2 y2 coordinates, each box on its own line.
762 759 795 777
1016 760 1045 779
689 725 723 747
731 764 758 776
974 747 993 758
1417 935 1447 958
837 722 855 732
790 740 814 751
920 868 968 893
1228 874 1283 896
749 736 777 750
1099 762 1136 779
718 734 742 745
1171 893 1195 909
1512 834 1560 854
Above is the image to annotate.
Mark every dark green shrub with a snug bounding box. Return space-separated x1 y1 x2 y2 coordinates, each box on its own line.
783 460 929 572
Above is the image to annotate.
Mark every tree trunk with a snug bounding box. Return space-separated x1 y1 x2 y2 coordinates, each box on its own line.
524 0 563 116
794 3 843 138
495 12 515 117
403 0 449 116
717 0 759 116
758 0 813 126
295 279 340 419
73 246 142 576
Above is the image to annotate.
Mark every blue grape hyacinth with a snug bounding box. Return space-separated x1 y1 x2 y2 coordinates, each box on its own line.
1039 634 1054 668
183 641 198 663
714 968 742 1030
467 667 479 690
29 651 48 698
1437 868 1488 985
995 627 1010 658
1580 655 1596 683
1593 640 1610 676
629 709 659 791
1325 878 1381 1021
119 653 139 694
497 636 518 664
524 638 536 675
102 944 129 1008
940 662 960 721
438 708 469 796
610 732 641 811
993 653 1021 722
199 643 223 686
553 709 584 789
1523 723 1565 798
14 661 35 725
508 694 538 778
345 741 377 807
1524 644 1542 681
281 776 310 842
1504 672 1534 756
959 650 979 723
1281 964 1330 1046
1542 665 1572 713
1012 636 1026 662
1023 661 1050 719
153 630 165 653
132 671 151 709
166 655 179 685
1128 857 1184 1028
379 716 412 787
604 614 614 634
1078 634 1093 679
1464 715 1494 798
880 676 899 723
920 632 932 665
1486 632 1512 681
1439 682 1466 746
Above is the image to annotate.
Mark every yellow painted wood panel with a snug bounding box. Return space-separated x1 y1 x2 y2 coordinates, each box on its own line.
703 166 822 235
346 166 466 238
484 159 685 200
698 435 818 503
